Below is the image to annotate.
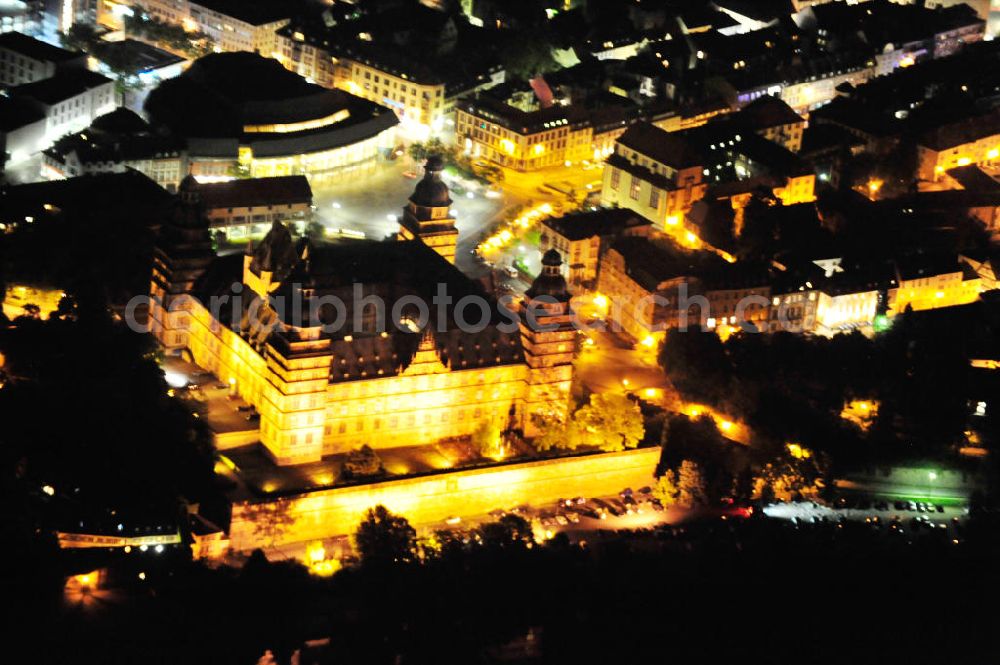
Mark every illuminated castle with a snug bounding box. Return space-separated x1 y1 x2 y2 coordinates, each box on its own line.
150 162 574 465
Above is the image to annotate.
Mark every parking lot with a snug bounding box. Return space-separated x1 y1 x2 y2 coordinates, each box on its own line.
764 496 969 543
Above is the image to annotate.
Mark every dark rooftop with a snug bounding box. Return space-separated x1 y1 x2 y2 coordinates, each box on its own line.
616 121 703 170
190 175 313 210
608 236 725 292
192 0 298 25
10 69 112 106
92 39 184 73
735 95 804 131
920 111 1000 152
542 208 649 242
0 95 44 132
0 171 173 224
0 31 82 63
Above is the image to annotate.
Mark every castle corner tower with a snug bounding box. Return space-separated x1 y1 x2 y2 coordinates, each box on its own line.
399 155 458 264
519 249 576 437
149 176 215 353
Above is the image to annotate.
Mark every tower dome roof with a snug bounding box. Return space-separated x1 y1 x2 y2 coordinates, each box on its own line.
409 155 452 208
541 248 562 267
526 249 570 302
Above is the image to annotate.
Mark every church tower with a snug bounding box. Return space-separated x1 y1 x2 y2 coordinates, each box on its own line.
519 249 576 437
149 175 214 353
398 155 458 264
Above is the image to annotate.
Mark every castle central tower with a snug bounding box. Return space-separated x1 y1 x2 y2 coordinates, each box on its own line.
398 155 458 264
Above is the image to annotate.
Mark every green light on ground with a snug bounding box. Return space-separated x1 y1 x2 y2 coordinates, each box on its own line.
873 314 891 333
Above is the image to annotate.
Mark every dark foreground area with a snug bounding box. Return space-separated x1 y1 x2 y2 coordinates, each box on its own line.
11 512 1000 665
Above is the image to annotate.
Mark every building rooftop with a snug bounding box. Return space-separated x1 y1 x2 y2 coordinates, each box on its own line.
145 52 399 152
192 0 297 25
10 69 112 106
0 95 44 132
920 111 1000 152
0 31 82 62
93 39 184 73
945 165 1000 193
542 208 649 242
735 95 804 131
608 236 724 292
457 95 591 135
616 121 703 169
188 175 313 210
0 171 173 225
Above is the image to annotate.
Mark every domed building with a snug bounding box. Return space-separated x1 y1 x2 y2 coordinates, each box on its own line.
144 52 399 183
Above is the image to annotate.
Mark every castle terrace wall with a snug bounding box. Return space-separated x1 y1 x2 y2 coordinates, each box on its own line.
229 446 662 550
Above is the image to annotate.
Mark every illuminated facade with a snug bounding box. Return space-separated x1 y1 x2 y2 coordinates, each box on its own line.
455 97 611 170
150 164 574 465
887 262 983 315
768 288 880 335
602 119 815 232
98 0 290 54
601 122 707 231
229 446 662 549
595 237 709 345
917 112 1000 182
273 27 501 140
539 208 652 288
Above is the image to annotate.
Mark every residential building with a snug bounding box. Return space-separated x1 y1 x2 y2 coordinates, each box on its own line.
182 174 313 238
188 0 291 54
595 236 725 345
454 97 600 170
733 95 806 152
99 0 292 54
42 108 186 191
1 69 115 168
916 112 1000 182
0 31 85 87
539 208 651 288
0 96 45 167
887 255 983 314
274 12 502 139
601 122 706 230
601 118 815 231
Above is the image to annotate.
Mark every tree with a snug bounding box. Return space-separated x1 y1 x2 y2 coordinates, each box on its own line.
342 445 383 479
354 505 417 567
61 23 101 52
658 326 731 404
305 221 326 242
477 514 534 549
0 314 217 520
652 469 679 507
243 501 298 549
574 393 644 452
498 30 557 79
677 460 708 507
472 419 505 459
408 138 453 165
